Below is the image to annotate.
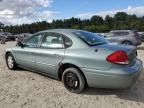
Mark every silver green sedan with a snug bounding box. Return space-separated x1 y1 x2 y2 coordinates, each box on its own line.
5 29 143 93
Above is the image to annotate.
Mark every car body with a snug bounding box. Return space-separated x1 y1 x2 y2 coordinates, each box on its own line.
5 29 143 93
105 30 141 46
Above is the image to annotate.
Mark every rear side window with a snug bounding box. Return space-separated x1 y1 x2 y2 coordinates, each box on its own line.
73 31 107 46
112 32 129 36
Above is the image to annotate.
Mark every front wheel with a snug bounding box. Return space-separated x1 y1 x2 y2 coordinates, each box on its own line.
6 53 17 70
62 68 86 93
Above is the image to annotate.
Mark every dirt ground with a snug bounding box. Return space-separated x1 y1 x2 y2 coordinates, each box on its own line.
0 42 144 108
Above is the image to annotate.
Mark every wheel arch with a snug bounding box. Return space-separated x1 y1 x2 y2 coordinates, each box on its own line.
5 51 15 59
57 63 87 85
5 51 11 58
121 40 133 45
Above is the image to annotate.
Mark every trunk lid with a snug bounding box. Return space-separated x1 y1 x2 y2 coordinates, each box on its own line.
92 43 137 65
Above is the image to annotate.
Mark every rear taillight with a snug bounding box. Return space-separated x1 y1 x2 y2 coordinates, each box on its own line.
106 51 129 65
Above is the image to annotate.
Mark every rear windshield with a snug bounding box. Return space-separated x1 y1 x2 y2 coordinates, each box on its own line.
73 31 108 46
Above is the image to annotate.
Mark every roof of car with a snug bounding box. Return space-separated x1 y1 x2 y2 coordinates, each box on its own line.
41 29 84 34
110 30 136 32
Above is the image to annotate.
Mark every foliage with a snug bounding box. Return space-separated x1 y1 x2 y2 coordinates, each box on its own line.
3 12 144 34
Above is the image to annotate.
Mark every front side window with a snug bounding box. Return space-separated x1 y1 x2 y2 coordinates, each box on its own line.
23 33 43 48
73 31 107 46
41 32 64 49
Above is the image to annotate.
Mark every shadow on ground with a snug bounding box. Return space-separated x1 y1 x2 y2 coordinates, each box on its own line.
10 64 144 104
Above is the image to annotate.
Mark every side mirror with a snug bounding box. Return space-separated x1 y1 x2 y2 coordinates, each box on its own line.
17 41 24 47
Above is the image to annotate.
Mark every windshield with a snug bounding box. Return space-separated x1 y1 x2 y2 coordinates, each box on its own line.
73 31 108 46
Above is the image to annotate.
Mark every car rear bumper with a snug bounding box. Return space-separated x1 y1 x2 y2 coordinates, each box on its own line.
82 59 143 89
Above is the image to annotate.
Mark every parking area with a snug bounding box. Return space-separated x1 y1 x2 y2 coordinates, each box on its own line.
0 42 144 108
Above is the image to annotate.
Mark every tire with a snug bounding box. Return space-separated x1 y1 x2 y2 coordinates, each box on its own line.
6 53 17 70
122 41 132 45
62 68 86 93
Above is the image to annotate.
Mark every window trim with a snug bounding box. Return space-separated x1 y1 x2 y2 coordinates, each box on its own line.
62 34 73 49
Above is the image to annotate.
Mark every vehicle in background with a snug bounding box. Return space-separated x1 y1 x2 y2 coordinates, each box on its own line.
105 30 141 46
0 32 4 36
138 32 144 42
0 32 5 39
140 33 144 42
0 32 6 44
16 33 32 42
5 29 143 93
3 32 16 41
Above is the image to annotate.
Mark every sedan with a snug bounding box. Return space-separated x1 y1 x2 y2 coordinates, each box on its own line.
3 32 16 41
5 29 143 93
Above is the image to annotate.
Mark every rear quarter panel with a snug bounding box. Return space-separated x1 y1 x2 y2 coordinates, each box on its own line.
62 48 113 71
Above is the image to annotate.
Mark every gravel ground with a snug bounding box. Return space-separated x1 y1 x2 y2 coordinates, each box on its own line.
0 42 144 108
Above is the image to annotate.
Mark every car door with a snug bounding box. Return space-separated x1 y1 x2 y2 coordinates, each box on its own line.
15 33 44 69
35 32 65 77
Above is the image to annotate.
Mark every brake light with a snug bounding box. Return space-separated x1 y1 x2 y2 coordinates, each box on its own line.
106 51 129 65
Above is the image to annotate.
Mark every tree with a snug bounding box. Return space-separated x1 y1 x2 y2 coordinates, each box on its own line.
3 12 144 34
90 15 104 25
114 12 128 21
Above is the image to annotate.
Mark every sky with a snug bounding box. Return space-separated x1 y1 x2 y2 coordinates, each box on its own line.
0 0 144 25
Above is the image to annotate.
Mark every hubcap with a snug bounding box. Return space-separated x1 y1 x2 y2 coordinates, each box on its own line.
7 56 14 68
64 72 79 90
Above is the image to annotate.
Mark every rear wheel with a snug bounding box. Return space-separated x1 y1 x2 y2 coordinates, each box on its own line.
6 53 17 70
62 68 85 93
